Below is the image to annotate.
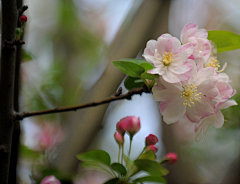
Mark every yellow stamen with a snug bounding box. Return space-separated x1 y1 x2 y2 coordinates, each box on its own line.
181 83 201 107
162 52 174 66
205 58 220 71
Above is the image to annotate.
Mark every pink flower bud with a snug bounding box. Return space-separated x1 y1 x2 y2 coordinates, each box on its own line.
146 145 158 153
165 152 178 165
116 120 128 135
19 15 27 23
145 134 158 146
40 175 61 184
114 131 124 145
125 116 141 136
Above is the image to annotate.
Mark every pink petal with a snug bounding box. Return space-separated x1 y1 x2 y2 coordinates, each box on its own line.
180 23 198 44
169 62 193 74
159 101 169 113
142 54 156 64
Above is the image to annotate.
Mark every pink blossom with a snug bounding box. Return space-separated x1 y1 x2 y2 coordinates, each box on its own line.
143 34 193 83
114 131 124 145
210 73 236 103
145 134 158 146
146 145 158 153
180 23 211 61
195 99 237 141
152 67 217 124
117 116 140 137
165 152 178 165
40 175 61 184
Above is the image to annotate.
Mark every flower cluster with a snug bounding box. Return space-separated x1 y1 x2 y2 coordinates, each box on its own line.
143 23 237 141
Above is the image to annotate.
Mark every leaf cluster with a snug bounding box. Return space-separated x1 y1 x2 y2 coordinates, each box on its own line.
76 150 168 184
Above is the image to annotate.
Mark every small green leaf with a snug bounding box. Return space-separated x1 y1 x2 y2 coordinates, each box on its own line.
112 61 145 77
138 150 156 161
133 176 166 183
141 72 158 80
111 163 127 176
134 159 169 176
208 30 240 53
76 150 111 165
124 76 144 90
104 178 120 184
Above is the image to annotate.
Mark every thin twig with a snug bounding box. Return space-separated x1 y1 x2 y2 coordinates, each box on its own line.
15 86 150 120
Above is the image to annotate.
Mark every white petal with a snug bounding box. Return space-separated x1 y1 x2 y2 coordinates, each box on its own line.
143 40 157 56
162 98 186 124
219 99 238 109
152 88 179 102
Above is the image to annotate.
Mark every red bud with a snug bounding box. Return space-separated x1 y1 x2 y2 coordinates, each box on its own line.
19 15 27 23
165 152 178 165
145 134 158 146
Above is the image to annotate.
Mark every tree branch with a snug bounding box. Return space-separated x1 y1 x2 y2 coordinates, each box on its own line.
18 4 28 16
15 86 151 120
0 1 18 183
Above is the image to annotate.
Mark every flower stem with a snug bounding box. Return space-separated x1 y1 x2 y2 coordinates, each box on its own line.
121 141 124 164
128 136 133 157
118 144 122 163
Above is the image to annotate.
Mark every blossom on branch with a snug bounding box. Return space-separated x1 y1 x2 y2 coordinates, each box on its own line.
143 34 193 83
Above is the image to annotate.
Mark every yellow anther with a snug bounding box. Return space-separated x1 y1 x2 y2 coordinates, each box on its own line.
180 83 202 107
162 52 174 66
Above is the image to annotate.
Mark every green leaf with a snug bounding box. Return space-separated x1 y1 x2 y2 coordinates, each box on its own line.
141 73 158 80
111 163 127 176
138 150 156 161
22 49 34 62
123 154 134 171
140 62 154 71
120 58 147 65
112 61 145 77
134 159 169 176
208 30 240 53
124 76 144 90
76 150 111 165
80 162 116 177
104 178 120 184
133 176 166 183
19 144 41 160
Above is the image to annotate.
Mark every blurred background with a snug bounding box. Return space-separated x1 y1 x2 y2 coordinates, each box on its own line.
17 0 240 183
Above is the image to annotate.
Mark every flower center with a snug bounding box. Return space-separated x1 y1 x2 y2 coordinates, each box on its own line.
205 58 220 70
181 83 201 107
162 52 173 66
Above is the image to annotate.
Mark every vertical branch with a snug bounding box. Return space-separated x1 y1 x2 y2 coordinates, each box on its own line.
8 0 23 183
0 0 18 183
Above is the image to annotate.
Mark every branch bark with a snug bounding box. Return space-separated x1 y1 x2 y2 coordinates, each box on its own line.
8 2 26 183
15 86 150 120
0 1 18 183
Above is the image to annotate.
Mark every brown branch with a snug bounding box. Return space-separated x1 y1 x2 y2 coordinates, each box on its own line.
4 40 25 47
15 86 150 120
